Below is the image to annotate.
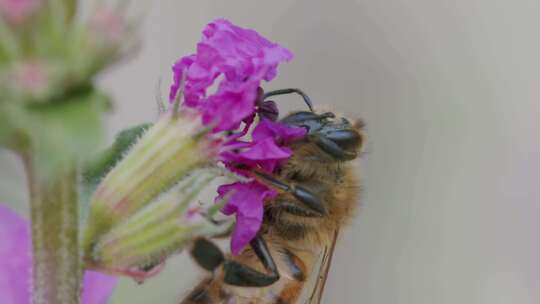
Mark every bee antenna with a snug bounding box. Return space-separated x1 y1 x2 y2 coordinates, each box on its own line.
263 88 314 112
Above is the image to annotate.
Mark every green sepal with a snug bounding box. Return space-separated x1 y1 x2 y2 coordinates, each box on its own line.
82 114 215 258
87 171 233 274
81 123 152 207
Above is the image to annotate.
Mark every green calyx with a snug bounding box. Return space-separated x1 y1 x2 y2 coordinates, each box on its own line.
88 171 231 273
83 113 220 262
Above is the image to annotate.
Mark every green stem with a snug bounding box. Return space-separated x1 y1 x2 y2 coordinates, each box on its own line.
25 157 81 304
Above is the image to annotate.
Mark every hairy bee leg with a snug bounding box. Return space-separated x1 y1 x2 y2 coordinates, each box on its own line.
254 171 326 215
278 202 324 217
263 88 314 112
223 234 280 287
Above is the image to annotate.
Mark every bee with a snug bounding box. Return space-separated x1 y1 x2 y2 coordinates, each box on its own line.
181 88 365 304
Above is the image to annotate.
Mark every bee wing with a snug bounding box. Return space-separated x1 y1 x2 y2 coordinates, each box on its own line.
305 228 340 304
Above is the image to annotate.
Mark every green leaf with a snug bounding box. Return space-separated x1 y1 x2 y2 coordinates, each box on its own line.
80 123 152 208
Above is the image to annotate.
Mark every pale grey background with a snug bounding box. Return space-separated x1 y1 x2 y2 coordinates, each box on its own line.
2 0 540 303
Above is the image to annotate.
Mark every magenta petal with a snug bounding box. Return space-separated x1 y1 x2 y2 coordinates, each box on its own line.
237 137 291 161
202 80 259 131
81 271 118 304
230 216 261 256
0 205 31 304
169 18 293 132
169 55 195 102
219 123 299 174
216 182 277 255
226 138 292 173
252 119 307 144
0 205 117 304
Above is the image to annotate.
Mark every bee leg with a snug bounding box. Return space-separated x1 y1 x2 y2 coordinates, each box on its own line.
263 88 314 112
254 171 326 216
190 236 280 287
279 202 325 217
275 249 307 303
190 238 225 272
310 133 358 161
223 234 280 287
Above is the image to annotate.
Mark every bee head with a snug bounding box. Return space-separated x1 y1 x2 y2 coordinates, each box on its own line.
261 88 364 161
281 111 364 161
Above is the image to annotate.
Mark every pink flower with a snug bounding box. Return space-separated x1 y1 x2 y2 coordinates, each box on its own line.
169 19 305 254
0 0 40 23
0 205 117 304
90 7 128 45
216 181 277 255
252 119 308 145
169 18 293 132
12 61 49 97
216 121 305 253
221 120 306 174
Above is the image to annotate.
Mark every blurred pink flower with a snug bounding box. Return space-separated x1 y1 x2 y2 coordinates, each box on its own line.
12 61 49 97
169 18 304 254
90 7 127 45
0 205 117 304
0 0 40 23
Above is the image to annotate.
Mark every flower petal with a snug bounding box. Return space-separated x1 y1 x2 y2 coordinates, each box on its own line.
221 137 292 173
0 205 31 304
169 18 292 132
169 55 195 102
217 182 277 255
252 119 307 144
202 80 259 132
238 137 291 161
81 271 118 304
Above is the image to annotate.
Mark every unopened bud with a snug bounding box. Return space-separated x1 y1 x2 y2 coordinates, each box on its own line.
86 171 231 278
84 112 219 254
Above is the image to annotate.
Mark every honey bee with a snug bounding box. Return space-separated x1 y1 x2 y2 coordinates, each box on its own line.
181 88 365 304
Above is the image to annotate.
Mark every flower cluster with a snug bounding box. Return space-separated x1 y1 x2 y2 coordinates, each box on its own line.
0 0 137 105
169 19 305 254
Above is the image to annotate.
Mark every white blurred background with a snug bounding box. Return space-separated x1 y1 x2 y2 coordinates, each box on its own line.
2 0 540 303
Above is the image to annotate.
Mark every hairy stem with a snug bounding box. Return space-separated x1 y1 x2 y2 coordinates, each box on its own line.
25 158 81 304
